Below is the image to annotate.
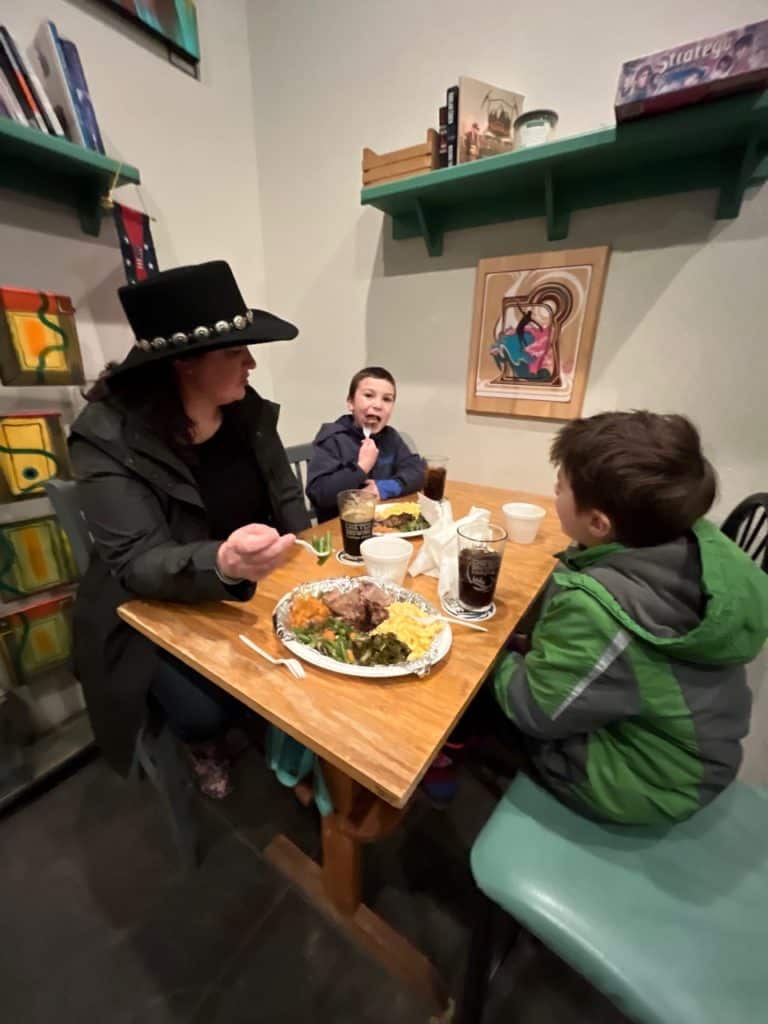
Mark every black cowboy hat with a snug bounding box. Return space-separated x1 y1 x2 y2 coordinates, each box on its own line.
110 260 298 376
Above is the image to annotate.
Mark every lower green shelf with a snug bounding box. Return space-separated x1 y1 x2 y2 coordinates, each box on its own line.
361 89 768 256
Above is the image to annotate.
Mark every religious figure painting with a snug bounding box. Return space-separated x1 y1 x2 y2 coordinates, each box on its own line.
466 247 610 420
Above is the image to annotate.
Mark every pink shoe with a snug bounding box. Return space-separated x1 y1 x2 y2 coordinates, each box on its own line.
420 741 465 806
186 741 233 799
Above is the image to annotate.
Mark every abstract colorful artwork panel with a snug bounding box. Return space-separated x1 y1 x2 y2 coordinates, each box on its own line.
0 412 71 501
0 517 77 597
0 288 85 386
0 596 74 682
97 1 200 63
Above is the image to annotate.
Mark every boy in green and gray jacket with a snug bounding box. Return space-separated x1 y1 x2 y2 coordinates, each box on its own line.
490 411 768 825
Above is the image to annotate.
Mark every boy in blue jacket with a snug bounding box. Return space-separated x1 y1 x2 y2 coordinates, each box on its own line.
306 366 425 522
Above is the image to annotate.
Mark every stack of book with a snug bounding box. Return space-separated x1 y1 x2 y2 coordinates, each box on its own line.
0 20 104 153
438 76 524 167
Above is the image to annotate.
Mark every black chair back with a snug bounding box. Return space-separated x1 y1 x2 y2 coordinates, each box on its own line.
284 442 317 524
721 493 768 572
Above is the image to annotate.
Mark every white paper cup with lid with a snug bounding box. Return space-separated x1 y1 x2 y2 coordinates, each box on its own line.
502 502 546 544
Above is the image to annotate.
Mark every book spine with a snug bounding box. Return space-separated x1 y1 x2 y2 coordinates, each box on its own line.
438 104 448 168
0 28 42 129
60 39 104 153
24 53 64 136
446 85 458 166
47 21 86 147
0 65 27 124
0 25 54 134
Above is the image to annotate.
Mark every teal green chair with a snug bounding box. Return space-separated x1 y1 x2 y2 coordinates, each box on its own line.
460 775 768 1023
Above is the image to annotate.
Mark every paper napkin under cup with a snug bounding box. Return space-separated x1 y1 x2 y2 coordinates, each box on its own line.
417 492 447 527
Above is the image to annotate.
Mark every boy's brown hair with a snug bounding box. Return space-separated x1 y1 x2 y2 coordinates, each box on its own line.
347 366 396 401
551 411 717 547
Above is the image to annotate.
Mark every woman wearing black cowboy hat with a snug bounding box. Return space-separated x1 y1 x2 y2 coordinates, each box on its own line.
69 261 310 798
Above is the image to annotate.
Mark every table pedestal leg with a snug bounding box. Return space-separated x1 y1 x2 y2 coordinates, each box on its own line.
321 813 362 913
265 761 452 1020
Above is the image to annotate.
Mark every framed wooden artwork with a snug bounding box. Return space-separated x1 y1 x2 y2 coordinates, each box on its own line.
0 412 72 502
0 287 84 386
466 246 610 421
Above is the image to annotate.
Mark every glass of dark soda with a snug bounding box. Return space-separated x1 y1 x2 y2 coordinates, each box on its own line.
456 522 507 613
337 489 376 560
423 456 449 502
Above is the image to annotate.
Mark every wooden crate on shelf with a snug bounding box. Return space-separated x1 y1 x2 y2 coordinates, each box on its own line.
362 130 438 187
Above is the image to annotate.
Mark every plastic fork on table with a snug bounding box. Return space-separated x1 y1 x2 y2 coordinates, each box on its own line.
238 635 306 679
426 614 488 633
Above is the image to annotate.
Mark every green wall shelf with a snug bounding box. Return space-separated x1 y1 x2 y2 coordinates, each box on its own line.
0 118 140 236
361 90 768 257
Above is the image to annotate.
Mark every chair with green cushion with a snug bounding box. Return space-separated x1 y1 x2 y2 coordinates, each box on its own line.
459 774 768 1023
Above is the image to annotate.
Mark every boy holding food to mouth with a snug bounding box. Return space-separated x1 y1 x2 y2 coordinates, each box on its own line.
306 366 425 523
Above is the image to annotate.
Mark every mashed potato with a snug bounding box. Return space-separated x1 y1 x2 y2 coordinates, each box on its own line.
371 601 443 660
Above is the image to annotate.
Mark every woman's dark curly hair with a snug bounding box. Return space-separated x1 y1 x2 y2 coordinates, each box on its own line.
84 356 198 456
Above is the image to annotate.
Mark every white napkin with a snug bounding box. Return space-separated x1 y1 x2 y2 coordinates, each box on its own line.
409 500 491 601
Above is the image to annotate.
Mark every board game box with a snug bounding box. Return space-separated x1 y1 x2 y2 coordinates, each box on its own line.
615 20 768 122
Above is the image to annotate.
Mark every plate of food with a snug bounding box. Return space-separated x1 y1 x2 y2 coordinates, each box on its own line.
273 576 452 678
373 500 431 538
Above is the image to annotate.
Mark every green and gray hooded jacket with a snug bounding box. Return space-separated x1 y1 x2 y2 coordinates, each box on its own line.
492 519 768 825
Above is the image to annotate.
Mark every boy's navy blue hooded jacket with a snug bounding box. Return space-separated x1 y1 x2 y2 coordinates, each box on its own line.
306 414 425 522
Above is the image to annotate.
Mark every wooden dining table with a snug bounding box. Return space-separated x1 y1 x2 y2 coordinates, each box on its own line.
119 480 568 1015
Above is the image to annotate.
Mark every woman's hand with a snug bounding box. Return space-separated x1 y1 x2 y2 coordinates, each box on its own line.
217 524 295 583
357 438 379 474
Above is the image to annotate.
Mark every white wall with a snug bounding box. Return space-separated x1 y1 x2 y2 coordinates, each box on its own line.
246 0 768 518
0 0 271 404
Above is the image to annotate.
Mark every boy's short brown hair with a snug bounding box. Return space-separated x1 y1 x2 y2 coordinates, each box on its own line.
551 411 717 547
347 366 397 401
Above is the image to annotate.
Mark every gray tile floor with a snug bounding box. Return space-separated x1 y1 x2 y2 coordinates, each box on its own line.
1 744 629 1023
